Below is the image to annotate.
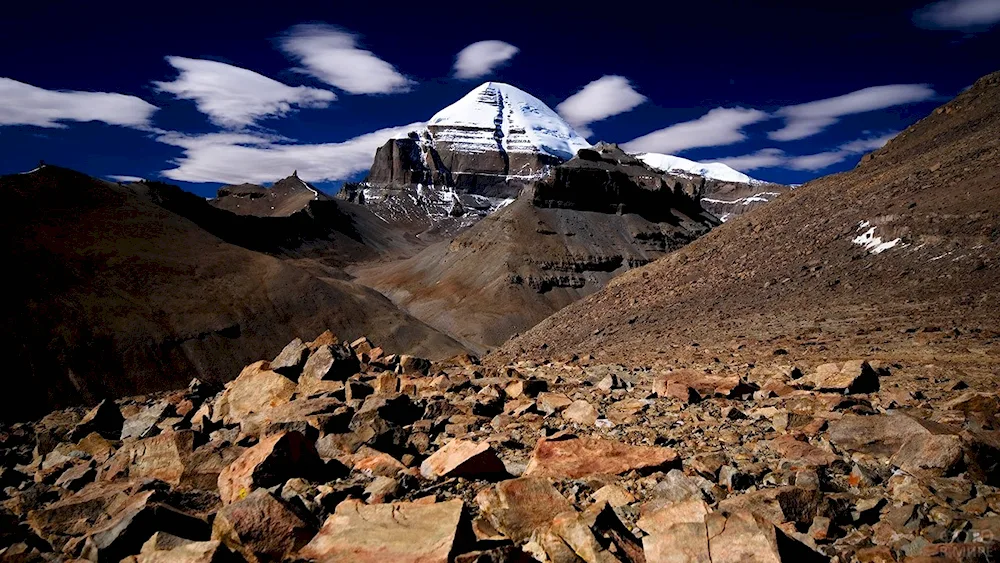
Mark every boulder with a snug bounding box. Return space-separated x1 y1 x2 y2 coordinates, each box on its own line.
121 403 173 441
563 400 599 426
536 392 573 415
134 539 235 563
297 498 463 563
717 486 819 527
476 477 574 542
102 431 195 486
214 361 297 424
301 344 361 381
217 431 322 505
768 435 838 468
653 369 757 400
525 435 678 479
420 439 506 479
212 490 314 563
797 361 878 394
270 338 310 378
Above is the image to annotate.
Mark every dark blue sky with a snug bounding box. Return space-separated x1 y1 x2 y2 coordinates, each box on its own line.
2 0 998 196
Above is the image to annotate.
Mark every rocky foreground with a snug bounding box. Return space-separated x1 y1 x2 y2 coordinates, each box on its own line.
1 334 998 563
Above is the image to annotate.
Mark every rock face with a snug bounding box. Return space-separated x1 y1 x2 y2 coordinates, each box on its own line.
354 144 717 354
4 331 1000 562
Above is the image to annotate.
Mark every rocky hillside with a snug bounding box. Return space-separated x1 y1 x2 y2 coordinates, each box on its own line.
211 172 331 218
0 167 465 422
496 70 1000 373
2 334 996 562
353 145 717 354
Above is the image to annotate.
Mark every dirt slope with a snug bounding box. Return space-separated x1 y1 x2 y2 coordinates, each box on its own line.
0 167 465 421
495 70 1000 370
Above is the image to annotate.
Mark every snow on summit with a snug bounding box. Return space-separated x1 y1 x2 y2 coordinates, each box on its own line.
635 152 761 184
426 82 591 160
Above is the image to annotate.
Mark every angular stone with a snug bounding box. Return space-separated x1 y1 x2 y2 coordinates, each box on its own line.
135 539 233 563
798 361 878 394
298 499 463 563
353 447 406 477
420 439 506 479
81 491 211 563
717 486 819 527
27 481 135 542
215 361 296 424
769 435 838 468
345 380 374 402
270 338 310 378
505 378 547 399
373 372 399 395
238 397 350 438
69 400 124 442
212 490 314 563
592 484 635 508
54 462 96 492
653 369 756 400
563 400 599 426
889 432 964 475
121 403 173 441
217 431 321 505
397 354 431 375
476 477 574 543
525 435 678 479
34 410 82 458
536 392 573 415
102 431 195 486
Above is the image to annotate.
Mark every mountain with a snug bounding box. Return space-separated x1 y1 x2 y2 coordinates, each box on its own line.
210 172 331 217
636 152 761 184
0 166 465 421
495 70 1000 371
353 144 717 354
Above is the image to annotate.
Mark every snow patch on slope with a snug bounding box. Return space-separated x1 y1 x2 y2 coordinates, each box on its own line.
426 82 591 160
852 221 903 254
635 152 761 184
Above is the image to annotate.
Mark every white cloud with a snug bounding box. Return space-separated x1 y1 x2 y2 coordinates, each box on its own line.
280 24 413 94
622 107 769 154
716 132 898 172
716 148 787 171
157 123 424 184
453 40 519 80
914 0 1000 29
154 57 335 129
107 175 145 182
0 78 157 129
769 85 935 141
556 76 646 137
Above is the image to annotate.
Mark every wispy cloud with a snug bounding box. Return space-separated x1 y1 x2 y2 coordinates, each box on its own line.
622 107 769 154
914 0 1000 30
717 132 898 172
453 40 519 80
156 124 423 184
715 148 787 171
154 57 336 129
0 78 157 129
107 175 145 182
280 24 413 94
769 85 934 141
556 76 646 137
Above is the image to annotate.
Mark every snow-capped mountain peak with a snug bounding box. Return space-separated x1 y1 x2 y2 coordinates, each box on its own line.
426 82 591 161
634 152 761 185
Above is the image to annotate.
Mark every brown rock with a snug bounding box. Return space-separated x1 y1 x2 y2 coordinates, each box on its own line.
717 486 819 527
102 431 195 486
420 439 507 479
563 400 599 425
212 490 314 563
536 392 573 415
476 477 574 543
215 361 297 424
798 361 878 394
374 372 399 394
653 369 756 400
135 539 234 563
769 435 838 467
270 338 310 378
298 498 463 563
238 397 351 438
217 431 321 505
301 343 361 382
353 447 406 477
525 435 678 479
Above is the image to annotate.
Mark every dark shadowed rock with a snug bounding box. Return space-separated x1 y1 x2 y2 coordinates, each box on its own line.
420 439 507 479
270 338 310 378
217 431 321 505
798 361 879 394
301 344 361 382
69 401 124 442
212 489 314 563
